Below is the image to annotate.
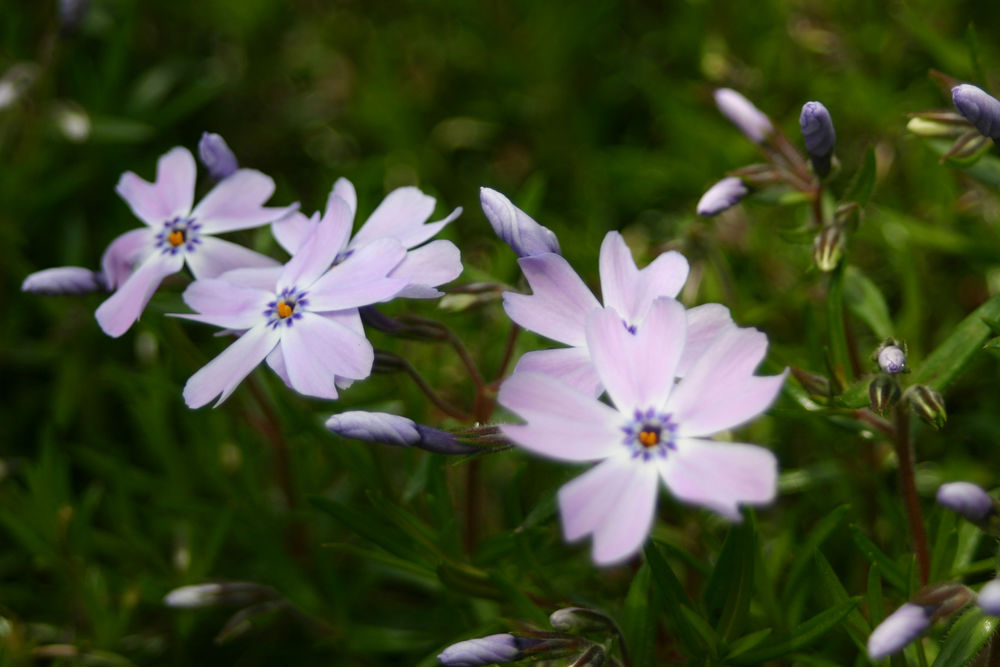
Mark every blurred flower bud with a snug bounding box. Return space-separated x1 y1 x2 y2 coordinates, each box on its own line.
977 579 1000 616
867 603 933 660
326 411 479 455
163 582 277 608
438 634 552 666
480 187 560 258
877 344 907 375
905 385 946 430
0 63 39 111
569 644 606 667
696 177 748 217
198 132 239 182
360 307 449 341
714 88 774 143
58 0 90 35
549 607 617 635
952 84 1000 140
800 101 836 177
936 482 996 522
791 367 831 397
906 111 971 139
22 266 107 295
869 375 901 416
812 225 843 272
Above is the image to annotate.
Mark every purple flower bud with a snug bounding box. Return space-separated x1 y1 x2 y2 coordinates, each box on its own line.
714 88 774 144
480 187 560 257
952 84 1000 140
877 345 907 374
800 101 836 177
937 482 995 522
22 266 107 295
978 580 1000 616
438 634 542 666
696 177 748 217
163 582 276 608
867 603 933 660
325 411 479 455
198 132 239 182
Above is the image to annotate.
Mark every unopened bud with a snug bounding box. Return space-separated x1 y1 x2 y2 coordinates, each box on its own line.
868 584 973 660
696 177 748 217
905 385 946 430
869 375 901 416
936 482 996 522
800 101 836 178
977 580 1000 616
791 367 831 397
480 187 560 257
198 132 239 182
163 582 276 608
876 343 907 374
952 84 1000 140
22 266 107 295
549 607 617 635
714 88 774 144
326 411 479 455
569 644 606 667
438 634 566 666
906 114 970 139
812 225 844 272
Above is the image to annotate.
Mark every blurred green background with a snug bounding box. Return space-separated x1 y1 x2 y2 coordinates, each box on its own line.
6 0 1000 664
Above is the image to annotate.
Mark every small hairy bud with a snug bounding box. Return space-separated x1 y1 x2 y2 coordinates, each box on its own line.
905 385 946 430
977 579 1000 616
812 225 844 272
163 582 276 608
936 482 995 522
22 266 107 295
869 375 901 416
549 607 617 634
326 411 479 455
714 88 774 144
696 177 748 217
800 101 836 177
438 634 557 666
480 187 560 257
952 84 1000 140
198 132 239 182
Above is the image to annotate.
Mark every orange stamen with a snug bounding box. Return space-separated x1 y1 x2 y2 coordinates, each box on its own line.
277 301 293 318
638 430 659 447
168 230 185 246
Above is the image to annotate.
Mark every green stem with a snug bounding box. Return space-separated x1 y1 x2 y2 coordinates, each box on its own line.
894 407 930 586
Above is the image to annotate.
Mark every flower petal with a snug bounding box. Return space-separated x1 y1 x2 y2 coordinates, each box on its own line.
277 197 352 292
502 253 600 347
351 187 458 249
659 438 777 519
100 228 155 289
280 312 374 399
271 211 313 255
193 169 295 234
184 235 280 280
558 458 659 565
498 371 620 462
182 325 280 408
676 303 735 377
585 298 686 413
598 232 689 324
512 347 602 397
305 238 408 311
329 177 357 218
668 327 786 437
389 239 462 298
115 147 196 225
219 266 282 291
177 278 271 329
94 251 184 337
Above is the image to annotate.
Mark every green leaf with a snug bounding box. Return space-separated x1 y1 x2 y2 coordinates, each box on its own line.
930 608 997 667
812 551 871 650
930 510 959 582
724 628 772 660
730 598 860 665
704 517 755 640
867 563 884 629
785 504 850 598
679 605 721 658
844 146 876 207
644 542 703 655
844 266 894 339
849 525 908 593
621 562 656 666
826 263 852 390
308 496 416 562
926 139 1000 186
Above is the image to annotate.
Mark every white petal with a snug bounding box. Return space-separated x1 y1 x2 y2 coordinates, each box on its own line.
512 347 602 397
329 177 357 218
177 278 271 329
192 169 295 234
502 253 600 347
115 147 195 225
350 186 454 249
305 239 408 311
278 198 352 292
94 251 184 338
100 228 155 289
182 325 280 408
184 236 280 280
280 312 374 399
271 211 313 255
598 232 689 325
388 240 462 297
676 303 735 377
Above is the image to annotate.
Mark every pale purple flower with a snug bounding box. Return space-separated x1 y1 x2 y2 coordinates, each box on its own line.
326 411 479 454
22 266 107 295
480 187 560 257
867 603 933 660
499 298 785 565
95 147 297 338
438 634 549 666
714 88 774 143
198 132 239 182
952 84 1000 140
937 482 994 521
978 580 1000 616
504 231 733 396
696 177 748 217
877 345 906 374
272 177 462 299
178 195 408 408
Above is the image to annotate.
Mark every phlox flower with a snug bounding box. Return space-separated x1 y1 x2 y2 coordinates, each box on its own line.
178 195 409 408
499 298 785 565
504 230 734 396
95 146 297 337
271 177 462 299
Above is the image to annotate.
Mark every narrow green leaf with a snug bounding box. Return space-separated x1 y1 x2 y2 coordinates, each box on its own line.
867 563 884 629
730 598 860 665
826 263 852 390
644 542 702 655
785 504 851 598
930 608 996 667
844 266 894 339
621 562 656 666
812 552 870 649
488 571 548 627
715 515 756 640
930 510 958 582
308 496 415 562
965 23 986 86
844 146 876 207
850 525 908 593
724 628 772 660
679 605 721 658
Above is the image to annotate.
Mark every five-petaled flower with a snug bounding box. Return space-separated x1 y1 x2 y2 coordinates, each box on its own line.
178 195 409 408
95 146 297 337
499 298 785 565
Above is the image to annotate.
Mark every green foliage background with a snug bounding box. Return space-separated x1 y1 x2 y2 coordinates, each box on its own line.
5 0 1000 664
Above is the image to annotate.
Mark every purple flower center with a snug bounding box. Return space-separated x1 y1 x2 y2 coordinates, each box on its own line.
621 408 678 461
156 216 202 255
265 287 309 328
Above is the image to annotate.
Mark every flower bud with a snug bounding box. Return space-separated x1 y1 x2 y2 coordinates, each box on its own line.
21 266 107 295
480 187 560 258
877 345 907 374
326 411 479 455
163 582 276 608
904 385 946 430
869 375 901 416
569 644 606 667
936 482 995 522
549 607 617 635
867 603 933 659
977 579 1000 616
800 101 836 177
198 132 239 182
696 177 748 217
790 367 831 397
906 113 970 139
714 88 774 144
952 84 1000 140
438 634 553 666
812 225 843 272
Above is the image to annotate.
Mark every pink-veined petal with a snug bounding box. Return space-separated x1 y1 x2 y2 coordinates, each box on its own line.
114 147 195 225
271 211 313 255
668 327 786 437
193 169 296 234
558 457 659 565
184 235 280 280
676 303 735 377
498 372 620 462
329 177 357 218
305 238 408 311
280 312 374 399
176 278 271 329
182 325 280 408
502 253 600 347
351 187 459 249
277 198 353 292
585 299 686 413
659 438 777 520
100 228 155 289
598 232 689 324
389 240 462 298
512 347 602 397
94 251 184 338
